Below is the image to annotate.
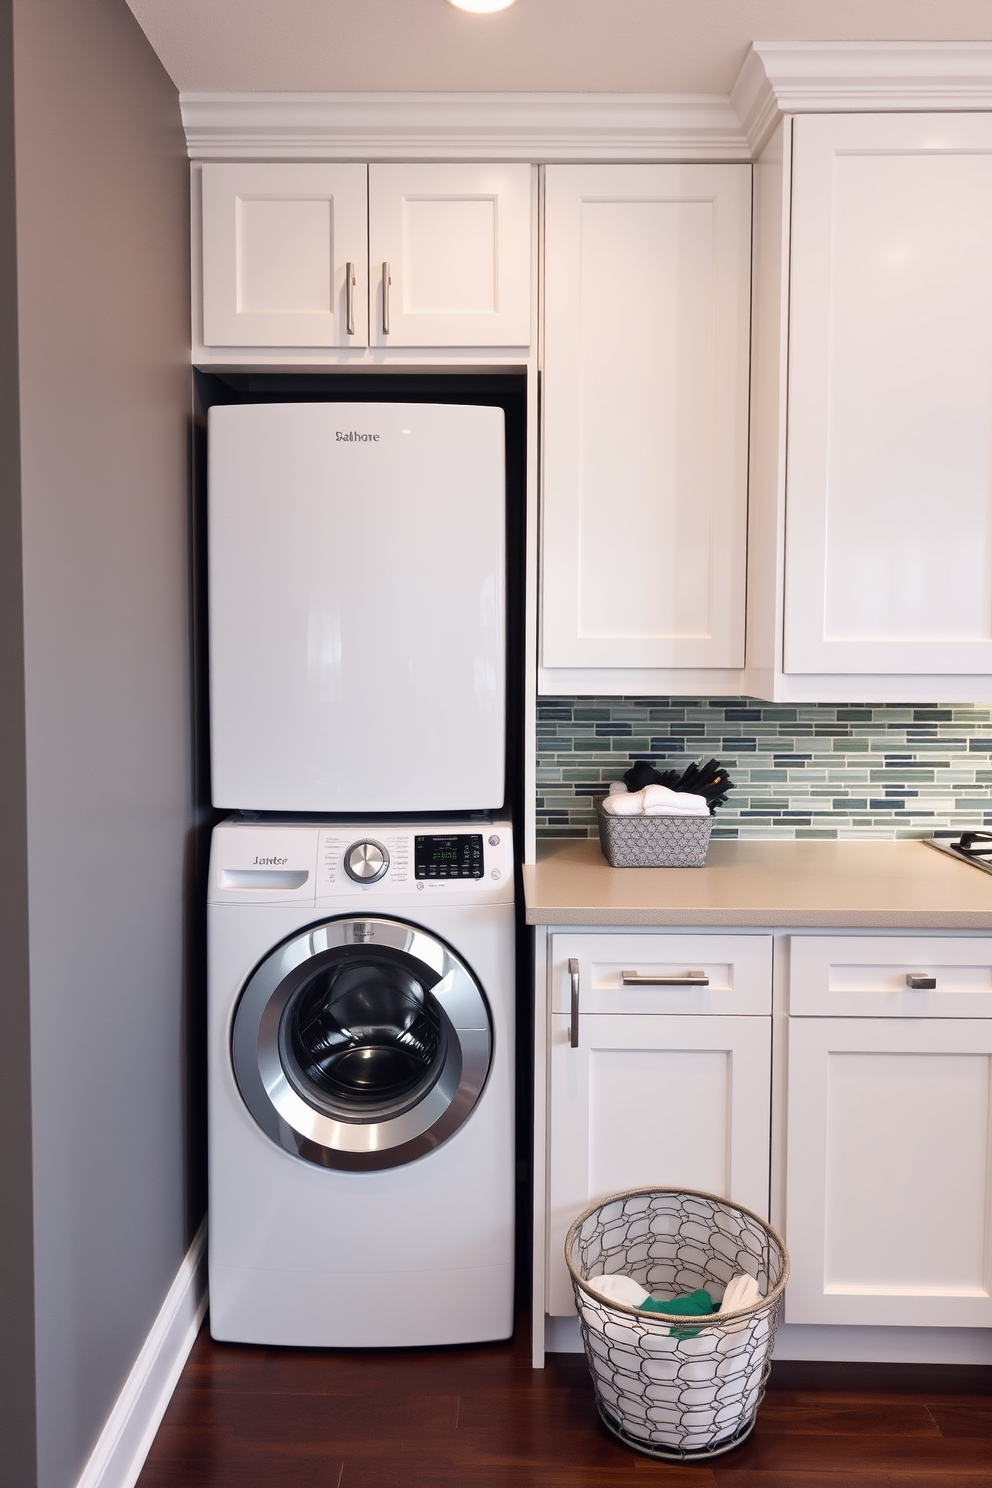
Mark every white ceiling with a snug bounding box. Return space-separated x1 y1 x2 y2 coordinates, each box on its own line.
124 0 992 96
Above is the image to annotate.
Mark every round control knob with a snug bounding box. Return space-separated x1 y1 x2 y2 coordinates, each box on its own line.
343 839 389 884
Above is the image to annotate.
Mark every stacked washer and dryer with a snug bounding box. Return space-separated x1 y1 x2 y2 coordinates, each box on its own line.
206 402 516 1347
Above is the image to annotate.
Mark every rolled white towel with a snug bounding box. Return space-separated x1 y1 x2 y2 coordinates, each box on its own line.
600 787 646 816
639 784 680 809
719 1273 763 1313
641 784 710 817
608 780 629 795
585 1273 650 1308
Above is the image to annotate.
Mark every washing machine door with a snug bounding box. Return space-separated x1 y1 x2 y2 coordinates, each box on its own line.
231 916 492 1171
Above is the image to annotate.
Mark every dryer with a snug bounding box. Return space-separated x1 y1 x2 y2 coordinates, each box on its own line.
208 816 515 1348
207 402 506 815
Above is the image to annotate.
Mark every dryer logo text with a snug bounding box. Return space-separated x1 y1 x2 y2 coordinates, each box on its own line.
253 856 289 865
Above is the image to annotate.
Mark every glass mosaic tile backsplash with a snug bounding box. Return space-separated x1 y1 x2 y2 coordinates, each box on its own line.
537 698 992 839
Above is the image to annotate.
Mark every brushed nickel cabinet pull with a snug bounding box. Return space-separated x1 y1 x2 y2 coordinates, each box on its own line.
569 958 580 1048
906 972 936 990
622 970 709 987
382 261 391 334
345 261 356 336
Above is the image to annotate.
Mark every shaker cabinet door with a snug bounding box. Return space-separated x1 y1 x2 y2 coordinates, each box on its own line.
201 163 369 348
541 164 752 673
547 1012 771 1314
784 114 992 676
368 164 532 347
786 1016 992 1327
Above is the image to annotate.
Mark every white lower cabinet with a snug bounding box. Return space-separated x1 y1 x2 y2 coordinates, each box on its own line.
545 932 772 1315
539 926 992 1349
785 1015 992 1328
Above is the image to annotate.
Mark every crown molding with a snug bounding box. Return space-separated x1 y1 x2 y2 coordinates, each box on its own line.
180 91 750 161
731 47 785 154
736 41 992 153
182 46 992 164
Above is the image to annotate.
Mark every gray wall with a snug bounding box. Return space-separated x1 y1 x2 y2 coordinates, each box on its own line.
0 0 38 1480
7 0 193 1484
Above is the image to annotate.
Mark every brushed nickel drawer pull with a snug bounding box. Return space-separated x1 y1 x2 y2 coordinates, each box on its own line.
382 261 391 334
345 261 356 336
906 972 937 990
622 970 709 987
569 958 580 1048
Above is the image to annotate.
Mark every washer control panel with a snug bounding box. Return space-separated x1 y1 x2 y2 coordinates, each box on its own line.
209 820 512 907
415 833 483 880
318 821 511 903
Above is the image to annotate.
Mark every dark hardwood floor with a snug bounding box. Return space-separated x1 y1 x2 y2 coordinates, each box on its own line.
137 1321 992 1487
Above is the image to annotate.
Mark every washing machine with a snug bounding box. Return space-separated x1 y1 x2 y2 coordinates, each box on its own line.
207 816 515 1348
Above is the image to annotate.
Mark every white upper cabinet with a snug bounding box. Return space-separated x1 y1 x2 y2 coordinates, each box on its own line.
201 163 368 349
781 114 992 683
197 161 532 362
368 164 531 347
540 164 752 689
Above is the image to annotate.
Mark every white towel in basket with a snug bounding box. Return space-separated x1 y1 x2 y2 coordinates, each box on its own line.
600 789 644 816
719 1273 762 1313
584 1273 650 1307
641 785 709 816
601 785 710 817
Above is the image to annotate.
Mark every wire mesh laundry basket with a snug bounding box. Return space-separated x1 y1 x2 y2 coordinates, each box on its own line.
595 800 713 868
565 1188 789 1462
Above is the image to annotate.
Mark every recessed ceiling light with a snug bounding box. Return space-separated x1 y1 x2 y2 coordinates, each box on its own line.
447 0 518 12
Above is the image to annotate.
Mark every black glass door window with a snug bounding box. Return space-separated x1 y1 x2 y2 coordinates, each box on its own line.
278 947 450 1123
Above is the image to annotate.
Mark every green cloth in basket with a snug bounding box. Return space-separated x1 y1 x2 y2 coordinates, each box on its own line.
638 1287 715 1338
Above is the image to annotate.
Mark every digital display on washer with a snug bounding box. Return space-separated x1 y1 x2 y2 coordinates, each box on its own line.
415 834 483 879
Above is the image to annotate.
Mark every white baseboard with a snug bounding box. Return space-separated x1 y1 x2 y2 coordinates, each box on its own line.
75 1219 208 1488
773 1323 992 1366
543 1312 992 1366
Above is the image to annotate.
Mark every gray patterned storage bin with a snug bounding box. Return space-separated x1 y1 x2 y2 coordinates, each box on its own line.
595 800 713 867
565 1188 789 1462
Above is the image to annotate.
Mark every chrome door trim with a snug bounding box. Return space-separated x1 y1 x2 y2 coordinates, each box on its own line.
231 915 493 1171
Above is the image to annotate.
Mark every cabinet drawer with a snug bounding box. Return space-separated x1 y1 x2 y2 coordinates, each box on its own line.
789 935 992 1017
550 933 771 1016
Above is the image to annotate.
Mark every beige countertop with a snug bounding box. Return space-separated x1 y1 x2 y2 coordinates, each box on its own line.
522 838 992 929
